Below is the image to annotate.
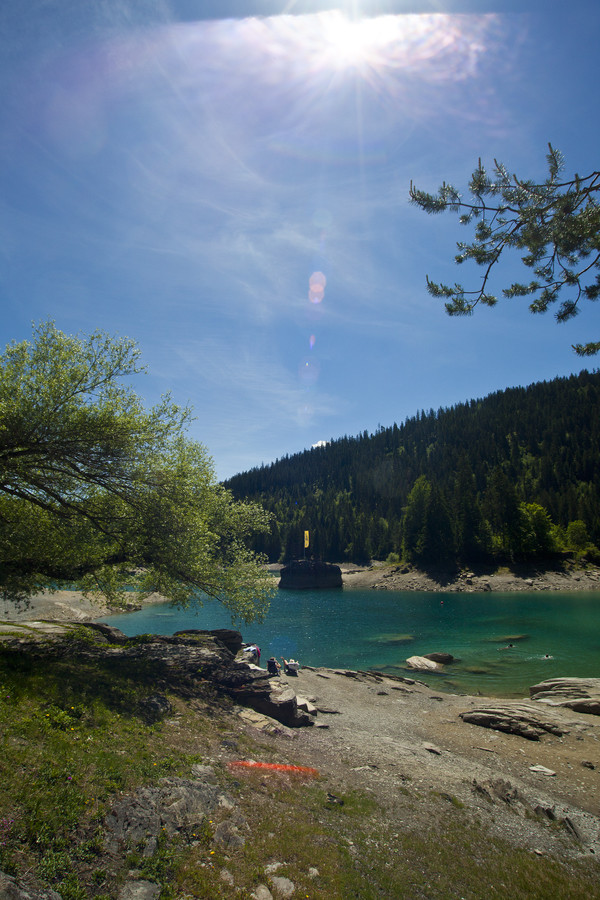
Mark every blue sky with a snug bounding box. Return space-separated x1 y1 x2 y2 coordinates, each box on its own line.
1 0 599 480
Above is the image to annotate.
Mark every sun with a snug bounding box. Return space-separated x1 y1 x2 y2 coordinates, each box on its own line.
319 12 391 70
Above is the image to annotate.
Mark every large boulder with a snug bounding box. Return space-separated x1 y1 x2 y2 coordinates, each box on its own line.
228 679 315 727
423 652 454 665
405 655 444 672
459 703 566 740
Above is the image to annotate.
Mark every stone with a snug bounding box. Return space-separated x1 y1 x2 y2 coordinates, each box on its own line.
191 764 217 781
423 652 454 664
459 704 565 740
264 863 283 875
295 696 317 715
405 656 443 672
173 628 242 656
422 742 442 755
213 820 245 849
82 622 129 643
64 628 315 730
118 882 161 900
138 694 172 724
270 876 295 898
251 886 273 900
230 680 314 728
104 777 236 855
473 778 528 806
529 677 600 715
0 872 62 900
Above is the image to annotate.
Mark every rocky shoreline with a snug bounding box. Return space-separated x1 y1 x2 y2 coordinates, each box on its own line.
1 559 599 630
0 621 598 898
339 560 600 593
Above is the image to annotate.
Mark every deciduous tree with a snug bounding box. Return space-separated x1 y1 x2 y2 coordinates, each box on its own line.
0 323 274 621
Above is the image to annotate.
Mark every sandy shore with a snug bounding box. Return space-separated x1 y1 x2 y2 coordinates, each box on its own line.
0 589 168 626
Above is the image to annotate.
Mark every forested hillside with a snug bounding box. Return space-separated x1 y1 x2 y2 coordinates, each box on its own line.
225 370 600 566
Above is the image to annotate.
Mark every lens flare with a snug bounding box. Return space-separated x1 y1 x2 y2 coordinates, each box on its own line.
299 359 320 386
309 270 326 304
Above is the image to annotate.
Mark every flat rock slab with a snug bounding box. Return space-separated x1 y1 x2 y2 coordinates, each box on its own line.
459 703 566 740
529 678 600 715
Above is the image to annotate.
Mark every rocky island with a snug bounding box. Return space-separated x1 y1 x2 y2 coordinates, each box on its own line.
278 559 343 589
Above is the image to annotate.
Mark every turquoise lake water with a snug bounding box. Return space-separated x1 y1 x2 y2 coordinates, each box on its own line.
101 588 600 698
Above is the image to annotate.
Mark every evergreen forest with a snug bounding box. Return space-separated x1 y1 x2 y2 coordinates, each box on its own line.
225 370 600 567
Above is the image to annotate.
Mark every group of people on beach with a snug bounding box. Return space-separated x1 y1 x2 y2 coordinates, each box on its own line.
243 644 300 676
267 656 299 676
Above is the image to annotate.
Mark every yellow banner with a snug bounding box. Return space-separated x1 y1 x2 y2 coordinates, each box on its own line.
304 530 310 548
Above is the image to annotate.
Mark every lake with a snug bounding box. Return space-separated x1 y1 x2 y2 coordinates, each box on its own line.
100 588 600 698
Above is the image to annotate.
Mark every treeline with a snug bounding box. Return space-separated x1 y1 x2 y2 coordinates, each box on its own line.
224 370 600 566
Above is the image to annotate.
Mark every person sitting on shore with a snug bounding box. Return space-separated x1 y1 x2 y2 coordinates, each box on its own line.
267 657 281 676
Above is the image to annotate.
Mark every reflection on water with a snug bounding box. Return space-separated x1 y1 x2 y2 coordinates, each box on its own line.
100 589 600 698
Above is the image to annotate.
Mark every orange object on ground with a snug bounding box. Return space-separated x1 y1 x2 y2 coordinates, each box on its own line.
228 761 319 777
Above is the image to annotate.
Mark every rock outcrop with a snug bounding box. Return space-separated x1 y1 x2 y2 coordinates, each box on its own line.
459 703 566 740
279 560 342 590
529 677 600 715
0 872 61 900
105 773 243 857
6 626 315 729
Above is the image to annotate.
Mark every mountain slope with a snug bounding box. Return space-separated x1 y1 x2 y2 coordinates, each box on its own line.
225 370 600 565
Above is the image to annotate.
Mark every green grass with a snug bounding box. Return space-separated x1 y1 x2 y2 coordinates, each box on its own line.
0 634 599 899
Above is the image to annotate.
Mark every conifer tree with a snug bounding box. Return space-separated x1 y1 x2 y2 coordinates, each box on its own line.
410 146 600 355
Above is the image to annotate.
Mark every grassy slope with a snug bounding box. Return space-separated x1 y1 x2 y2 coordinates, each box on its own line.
0 633 599 900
